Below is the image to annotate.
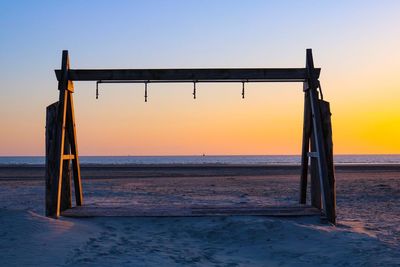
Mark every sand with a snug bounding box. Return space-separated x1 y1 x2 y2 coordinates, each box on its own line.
0 164 399 266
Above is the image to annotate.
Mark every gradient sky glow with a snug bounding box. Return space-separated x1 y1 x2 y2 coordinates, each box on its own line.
0 1 399 156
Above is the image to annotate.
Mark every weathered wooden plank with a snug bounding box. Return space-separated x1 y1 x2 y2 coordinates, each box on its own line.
46 100 72 215
319 100 336 224
60 159 72 211
55 68 321 82
299 87 311 204
60 127 72 212
310 130 321 209
48 50 71 218
66 92 83 206
45 102 58 216
61 205 320 217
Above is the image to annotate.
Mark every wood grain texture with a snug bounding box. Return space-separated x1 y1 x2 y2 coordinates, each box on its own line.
46 50 83 218
55 68 321 82
320 100 336 224
299 88 311 204
62 205 321 217
306 49 335 224
310 130 321 209
65 92 83 206
45 102 58 216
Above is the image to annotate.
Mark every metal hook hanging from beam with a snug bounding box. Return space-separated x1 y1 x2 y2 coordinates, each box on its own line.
144 81 148 102
193 81 197 99
242 81 245 99
96 81 100 99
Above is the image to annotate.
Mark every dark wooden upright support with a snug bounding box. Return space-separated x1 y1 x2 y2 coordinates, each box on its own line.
310 125 321 209
45 50 83 218
46 102 71 215
299 88 311 204
299 49 336 224
319 100 336 221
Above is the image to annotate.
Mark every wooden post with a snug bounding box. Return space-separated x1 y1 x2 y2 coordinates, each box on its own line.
65 87 83 205
61 128 72 211
299 88 311 204
299 85 321 209
45 102 58 216
319 100 336 223
46 101 72 215
46 50 83 218
305 49 335 224
310 130 321 209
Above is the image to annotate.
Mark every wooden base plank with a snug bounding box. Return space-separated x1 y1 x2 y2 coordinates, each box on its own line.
61 205 320 218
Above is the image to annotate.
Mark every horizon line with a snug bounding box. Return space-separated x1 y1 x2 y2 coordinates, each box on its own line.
1 153 399 157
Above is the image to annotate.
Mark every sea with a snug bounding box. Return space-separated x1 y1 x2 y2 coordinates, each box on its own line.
0 154 400 165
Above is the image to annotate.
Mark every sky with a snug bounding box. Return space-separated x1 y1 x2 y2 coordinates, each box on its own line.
0 0 399 156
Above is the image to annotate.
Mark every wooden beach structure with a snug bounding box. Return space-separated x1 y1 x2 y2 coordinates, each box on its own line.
45 49 336 224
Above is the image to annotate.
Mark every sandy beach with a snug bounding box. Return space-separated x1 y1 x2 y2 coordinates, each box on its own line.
0 164 399 266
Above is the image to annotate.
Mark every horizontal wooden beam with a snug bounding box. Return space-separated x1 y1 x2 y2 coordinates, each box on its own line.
55 68 320 82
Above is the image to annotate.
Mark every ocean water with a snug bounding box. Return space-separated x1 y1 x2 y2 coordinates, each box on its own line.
0 154 400 165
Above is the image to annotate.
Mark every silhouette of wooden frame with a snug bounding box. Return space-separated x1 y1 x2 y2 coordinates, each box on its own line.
46 49 336 224
46 51 83 218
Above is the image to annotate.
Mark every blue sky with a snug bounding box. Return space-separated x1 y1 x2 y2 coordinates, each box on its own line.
1 1 399 155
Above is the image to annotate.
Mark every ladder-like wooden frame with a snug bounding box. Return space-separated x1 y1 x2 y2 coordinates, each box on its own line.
45 49 336 224
45 51 83 217
299 50 336 223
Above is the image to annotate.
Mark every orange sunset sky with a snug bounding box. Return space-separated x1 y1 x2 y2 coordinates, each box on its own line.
0 1 399 156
